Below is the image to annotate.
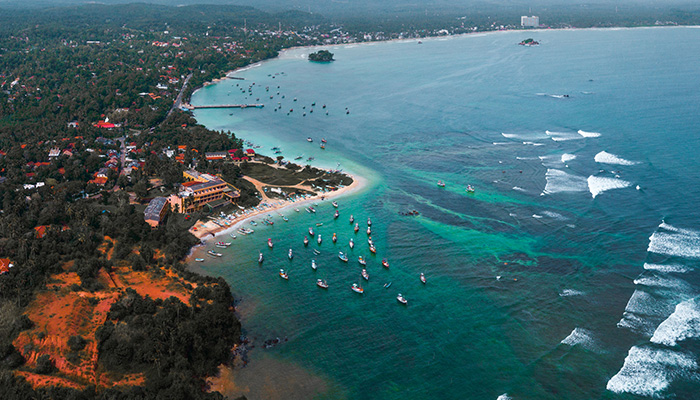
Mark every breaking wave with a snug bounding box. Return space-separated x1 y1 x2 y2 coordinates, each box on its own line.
561 153 576 163
543 169 588 195
559 289 585 297
561 327 599 351
643 263 690 273
650 298 700 347
577 129 601 138
648 228 700 259
545 130 580 141
587 175 631 198
594 151 639 166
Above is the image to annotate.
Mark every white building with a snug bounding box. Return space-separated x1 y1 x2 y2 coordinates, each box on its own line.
521 16 539 27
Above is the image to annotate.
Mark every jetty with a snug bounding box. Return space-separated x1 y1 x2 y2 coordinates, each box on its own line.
183 103 264 110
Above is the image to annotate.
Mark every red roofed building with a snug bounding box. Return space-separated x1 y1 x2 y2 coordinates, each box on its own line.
0 258 13 275
245 149 255 156
94 121 116 129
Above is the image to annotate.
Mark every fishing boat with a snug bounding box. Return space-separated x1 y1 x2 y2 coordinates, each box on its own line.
307 137 313 142
332 233 337 243
349 239 355 249
313 249 321 255
268 238 274 248
282 215 289 222
466 185 475 193
320 144 325 149
195 258 204 262
437 180 446 188
338 252 349 262
334 210 339 219
309 227 314 236
349 215 354 224
354 223 360 233
382 259 389 268
250 220 258 226
288 248 293 260
397 293 408 305
230 233 237 239
368 237 373 245
317 234 322 244
258 252 264 263
238 227 254 235
207 250 222 257
367 226 372 235
295 155 304 160
367 217 372 226
264 218 274 225
358 256 366 266
321 138 327 143
420 273 427 284
215 244 228 249
215 241 231 247
332 201 338 208
316 222 323 227
351 283 364 294
383 282 392 289
303 236 309 246
311 260 317 270
369 245 377 254
361 269 369 281
317 279 328 289
279 269 289 280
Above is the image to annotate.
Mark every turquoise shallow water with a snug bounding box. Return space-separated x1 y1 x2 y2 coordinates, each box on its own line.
190 28 700 399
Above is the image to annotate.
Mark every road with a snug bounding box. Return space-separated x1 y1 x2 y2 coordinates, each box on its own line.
170 73 193 116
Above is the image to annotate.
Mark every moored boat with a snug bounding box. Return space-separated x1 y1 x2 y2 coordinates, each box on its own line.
320 143 325 149
288 248 293 260
258 252 264 263
437 180 445 187
216 241 231 247
382 258 389 268
369 244 377 254
349 215 354 224
367 217 372 226
420 273 426 284
349 238 354 249
358 256 366 266
367 226 372 235
338 252 349 262
282 215 289 222
354 223 359 233
351 283 364 294
332 201 338 208
304 236 309 246
309 227 314 236
195 258 204 262
317 234 322 244
397 293 408 305
311 259 317 270
334 210 339 219
307 137 313 142
361 269 369 281
207 250 222 257
313 249 321 255
383 282 392 289
268 238 274 248
317 279 328 289
250 220 258 226
279 269 289 280
332 233 337 243
466 185 475 193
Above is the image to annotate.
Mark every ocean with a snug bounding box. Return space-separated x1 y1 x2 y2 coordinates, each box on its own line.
189 27 700 399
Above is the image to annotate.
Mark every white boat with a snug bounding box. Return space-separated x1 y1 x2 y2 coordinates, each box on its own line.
332 201 338 208
369 244 376 254
466 185 475 193
351 283 364 294
317 234 322 244
250 220 258 226
313 249 321 255
382 259 389 268
258 253 264 263
338 252 348 262
420 273 426 284
279 269 289 280
195 258 204 262
268 238 274 248
367 217 372 226
367 226 372 235
307 137 313 142
334 210 339 219
282 215 289 222
311 260 317 270
361 269 369 280
358 256 366 266
317 279 328 289
229 233 237 239
207 250 222 257
349 215 354 224
354 223 359 233
349 239 354 249
397 293 408 305
437 180 445 188
288 248 293 259
309 227 314 236
304 236 309 246
215 242 231 247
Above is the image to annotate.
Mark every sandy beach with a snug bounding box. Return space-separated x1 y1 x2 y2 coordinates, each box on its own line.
188 172 366 242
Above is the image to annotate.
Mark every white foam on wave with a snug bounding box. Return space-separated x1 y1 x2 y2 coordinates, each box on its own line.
545 130 580 142
523 141 545 146
542 210 566 220
594 151 639 166
512 186 527 192
623 290 673 318
493 142 510 145
618 311 660 336
561 153 576 163
648 231 700 259
516 156 538 160
607 346 698 397
496 394 512 400
651 299 700 346
577 129 601 138
501 133 520 139
634 276 693 291
543 169 588 195
560 288 584 297
587 175 631 198
644 263 691 273
561 327 600 351
532 214 543 219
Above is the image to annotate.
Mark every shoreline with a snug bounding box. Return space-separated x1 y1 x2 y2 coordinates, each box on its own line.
187 171 367 245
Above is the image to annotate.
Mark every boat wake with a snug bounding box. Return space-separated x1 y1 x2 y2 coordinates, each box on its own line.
594 151 639 166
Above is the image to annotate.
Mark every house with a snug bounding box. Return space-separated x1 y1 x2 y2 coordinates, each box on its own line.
205 151 227 161
96 167 110 179
94 121 117 129
170 170 238 213
144 197 169 227
0 258 14 275
67 121 79 128
48 148 61 158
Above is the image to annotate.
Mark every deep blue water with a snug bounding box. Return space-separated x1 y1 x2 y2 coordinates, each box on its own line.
190 27 700 399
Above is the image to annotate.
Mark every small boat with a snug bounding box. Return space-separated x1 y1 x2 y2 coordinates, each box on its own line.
316 222 323 227
317 279 328 289
397 293 408 305
420 273 427 284
437 180 446 188
282 216 289 222
466 185 475 193
313 249 321 255
320 144 325 149
354 223 360 233
361 269 369 281
215 242 231 247
349 215 354 224
332 201 338 208
295 156 303 160
367 217 372 226
258 253 264 263
332 233 337 243
317 234 322 244
349 239 355 249
207 250 222 257
368 237 373 245
369 245 377 254
215 244 228 249
250 220 258 226
383 282 392 289
321 138 327 143
367 226 372 235
268 238 274 248
279 269 289 280
238 227 254 235
230 233 237 239
304 236 309 246
358 256 366 266
309 227 314 236
311 260 317 270
307 207 316 213
351 283 364 294
334 210 339 219
195 258 204 262
382 259 389 268
288 248 293 260
307 137 313 142
338 252 349 262
264 218 274 225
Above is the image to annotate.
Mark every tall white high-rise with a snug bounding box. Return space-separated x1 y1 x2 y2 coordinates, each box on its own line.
521 16 539 27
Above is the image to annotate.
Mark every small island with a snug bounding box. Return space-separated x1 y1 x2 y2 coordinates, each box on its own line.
308 50 334 62
519 38 540 46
